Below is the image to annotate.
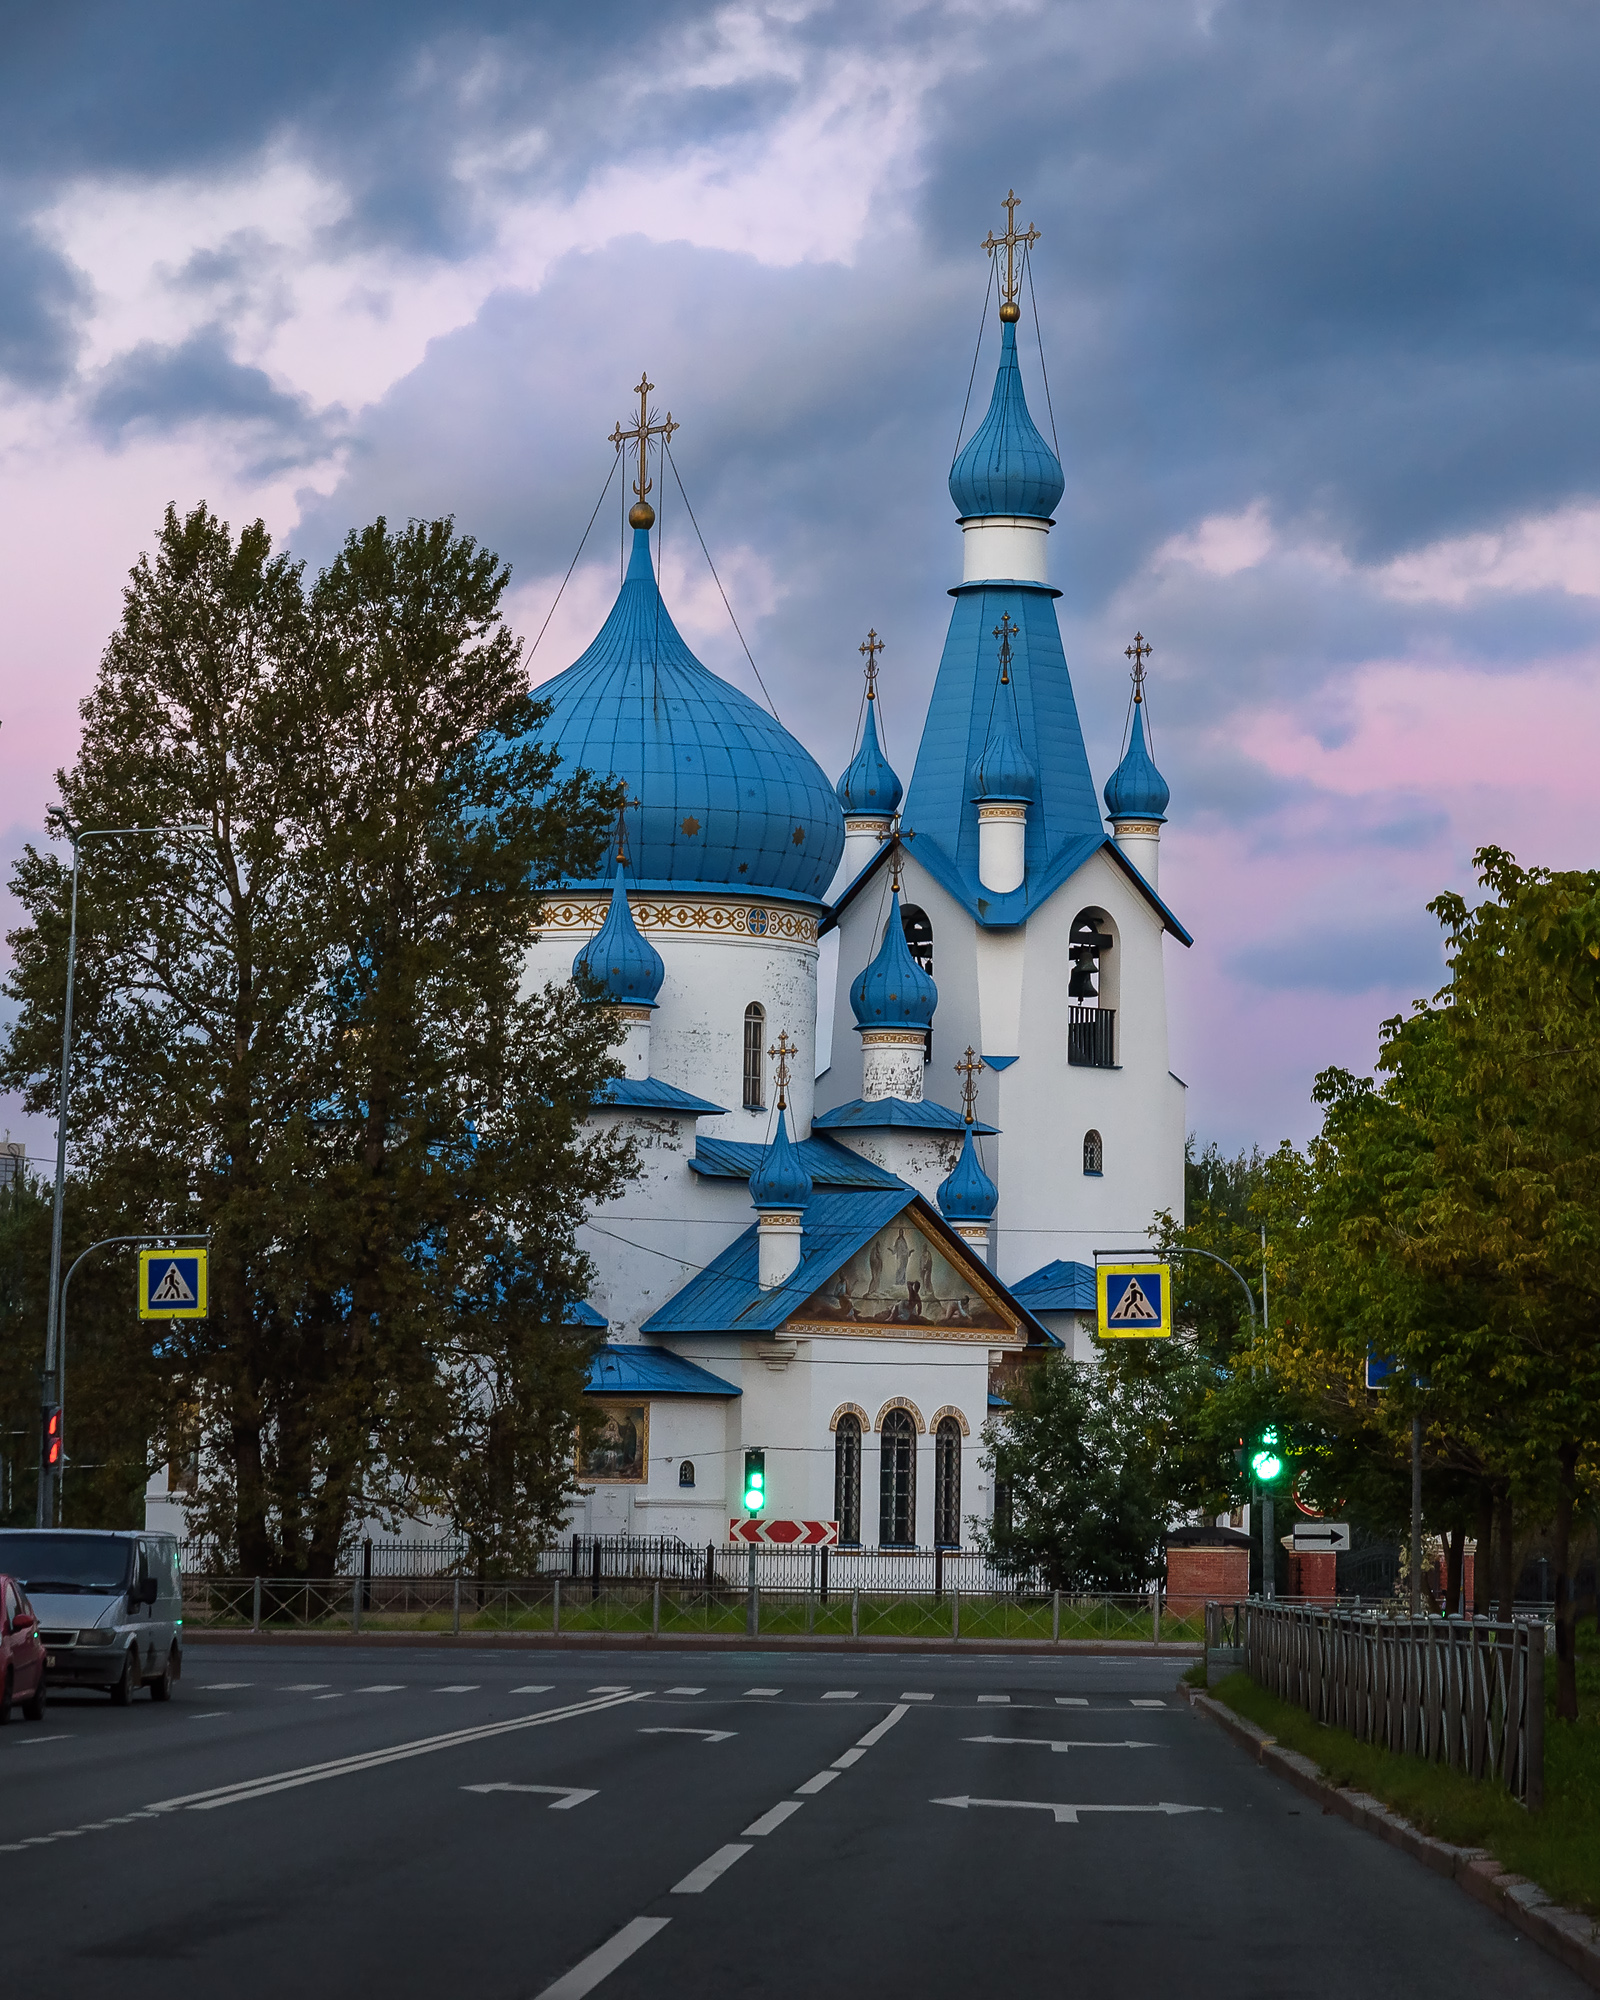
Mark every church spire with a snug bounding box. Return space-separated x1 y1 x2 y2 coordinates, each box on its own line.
1104 632 1170 889
609 371 679 532
834 629 904 890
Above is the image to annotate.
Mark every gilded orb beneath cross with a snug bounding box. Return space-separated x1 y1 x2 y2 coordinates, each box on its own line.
629 500 655 530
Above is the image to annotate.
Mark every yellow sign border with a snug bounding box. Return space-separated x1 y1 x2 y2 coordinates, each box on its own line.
1096 1261 1171 1340
138 1246 208 1320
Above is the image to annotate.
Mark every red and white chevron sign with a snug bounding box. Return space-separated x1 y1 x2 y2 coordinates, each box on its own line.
729 1519 839 1547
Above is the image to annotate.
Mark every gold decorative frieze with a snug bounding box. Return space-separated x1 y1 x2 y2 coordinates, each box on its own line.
538 897 817 944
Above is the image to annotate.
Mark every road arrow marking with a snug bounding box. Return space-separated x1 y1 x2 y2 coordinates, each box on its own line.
463 1783 597 1810
639 1728 736 1743
963 1735 1158 1752
932 1796 1211 1825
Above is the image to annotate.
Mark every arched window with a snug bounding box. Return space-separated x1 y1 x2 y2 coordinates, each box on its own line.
879 1409 916 1546
1068 908 1117 1069
900 904 934 1062
1083 1129 1103 1175
834 1415 862 1545
742 1003 766 1109
678 1460 695 1488
934 1416 962 1549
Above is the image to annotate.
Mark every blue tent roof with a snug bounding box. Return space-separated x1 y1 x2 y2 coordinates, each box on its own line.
748 1106 813 1211
937 1126 998 1222
565 1300 608 1328
1009 1258 1096 1312
812 1098 997 1136
592 1076 727 1116
849 886 938 1031
948 319 1065 521
585 1343 740 1397
1103 699 1170 823
690 1134 906 1189
572 864 665 1004
835 695 902 817
501 527 844 902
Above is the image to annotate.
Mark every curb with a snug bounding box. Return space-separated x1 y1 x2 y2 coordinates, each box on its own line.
184 1629 1200 1656
1185 1685 1600 1992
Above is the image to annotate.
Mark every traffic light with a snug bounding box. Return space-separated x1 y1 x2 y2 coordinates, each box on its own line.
42 1405 62 1471
742 1448 766 1514
1248 1424 1285 1485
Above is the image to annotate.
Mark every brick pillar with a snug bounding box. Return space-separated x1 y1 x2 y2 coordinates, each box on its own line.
1165 1544 1249 1619
1287 1550 1336 1604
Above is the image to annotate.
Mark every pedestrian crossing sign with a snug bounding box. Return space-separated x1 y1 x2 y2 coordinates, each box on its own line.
138 1248 208 1319
1096 1262 1171 1339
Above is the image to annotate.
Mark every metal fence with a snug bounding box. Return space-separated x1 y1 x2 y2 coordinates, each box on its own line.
1238 1599 1545 1807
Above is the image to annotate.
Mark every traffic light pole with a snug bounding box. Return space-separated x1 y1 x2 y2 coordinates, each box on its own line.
1410 1412 1423 1617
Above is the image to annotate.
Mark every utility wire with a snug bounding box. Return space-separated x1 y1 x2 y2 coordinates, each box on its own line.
664 443 781 724
527 454 620 663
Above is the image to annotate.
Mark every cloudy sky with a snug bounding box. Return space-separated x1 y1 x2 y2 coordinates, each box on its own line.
3 0 1598 1164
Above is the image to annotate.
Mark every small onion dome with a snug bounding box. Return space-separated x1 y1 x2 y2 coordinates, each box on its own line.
1103 701 1170 823
571 864 665 1005
937 1125 998 1223
850 887 938 1031
948 319 1065 522
748 1106 813 1212
970 701 1036 803
835 697 902 817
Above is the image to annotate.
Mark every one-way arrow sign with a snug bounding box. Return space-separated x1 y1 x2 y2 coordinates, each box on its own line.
462 1783 597 1809
1290 1523 1350 1552
932 1796 1210 1825
962 1736 1158 1753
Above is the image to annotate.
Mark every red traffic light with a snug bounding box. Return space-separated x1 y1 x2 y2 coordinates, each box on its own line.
43 1406 62 1468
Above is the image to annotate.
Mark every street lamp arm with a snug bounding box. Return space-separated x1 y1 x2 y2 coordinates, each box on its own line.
1165 1244 1259 1325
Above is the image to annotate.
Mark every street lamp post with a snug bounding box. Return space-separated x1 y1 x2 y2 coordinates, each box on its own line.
36 823 208 1526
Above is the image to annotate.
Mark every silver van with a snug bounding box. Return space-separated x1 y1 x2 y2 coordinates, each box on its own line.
0 1530 183 1703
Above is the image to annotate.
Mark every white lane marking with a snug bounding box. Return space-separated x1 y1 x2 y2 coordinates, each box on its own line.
833 1746 866 1769
202 1682 252 1690
539 1915 670 1999
963 1735 1158 1753
744 1687 779 1697
1056 1698 1088 1707
665 1685 705 1695
148 1689 647 1813
588 1685 629 1694
463 1783 597 1810
856 1705 910 1748
189 1711 229 1720
672 1843 751 1894
932 1796 1209 1824
437 1685 479 1694
822 1690 857 1700
795 1769 839 1795
511 1685 554 1695
355 1685 405 1694
277 1684 329 1692
11 1734 73 1745
977 1695 1010 1705
313 1694 344 1702
1131 1699 1167 1709
743 1800 804 1837
639 1727 736 1743
901 1692 934 1701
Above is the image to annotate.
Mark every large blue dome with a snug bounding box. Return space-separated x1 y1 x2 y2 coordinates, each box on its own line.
948 320 1065 523
515 528 845 900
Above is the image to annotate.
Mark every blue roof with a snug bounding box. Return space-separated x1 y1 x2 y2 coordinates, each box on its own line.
565 1300 608 1328
748 1106 813 1211
836 694 902 817
987 1390 1011 1409
572 864 665 1005
593 1076 726 1115
690 1134 907 1188
1010 1258 1096 1312
585 1343 740 1397
937 1126 998 1222
503 527 844 902
849 886 938 1031
970 677 1036 803
813 1097 997 1135
1103 698 1170 823
949 319 1065 522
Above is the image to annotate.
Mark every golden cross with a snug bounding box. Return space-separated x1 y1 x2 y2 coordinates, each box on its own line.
954 1046 985 1125
767 1028 798 1110
859 628 885 699
1125 631 1153 703
608 373 679 518
993 611 1018 685
981 189 1041 314
888 816 915 894
614 792 641 867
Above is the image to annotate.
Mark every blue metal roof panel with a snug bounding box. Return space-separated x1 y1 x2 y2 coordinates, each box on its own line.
585 1343 741 1397
594 1076 728 1116
1010 1258 1096 1312
564 1300 608 1328
812 1098 998 1136
690 1135 906 1189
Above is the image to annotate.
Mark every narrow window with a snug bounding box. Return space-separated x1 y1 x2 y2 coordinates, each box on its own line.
834 1416 862 1545
678 1460 695 1488
934 1417 962 1549
879 1409 916 1547
900 905 934 1062
1083 1129 1103 1175
742 1002 766 1109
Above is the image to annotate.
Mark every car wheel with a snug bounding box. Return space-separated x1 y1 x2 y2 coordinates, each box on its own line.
110 1646 138 1706
149 1646 176 1702
21 1674 46 1723
0 1667 12 1724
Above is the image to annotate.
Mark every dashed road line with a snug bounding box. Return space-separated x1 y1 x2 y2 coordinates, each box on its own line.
901 1692 934 1701
189 1711 229 1720
822 1690 857 1700
277 1683 329 1692
10 1733 73 1745
539 1915 670 2000
1131 1699 1167 1709
437 1685 479 1694
355 1684 405 1694
978 1695 1010 1705
1056 1697 1088 1706
744 1687 779 1697
202 1682 252 1690
795 1769 840 1795
743 1800 804 1836
665 1685 705 1695
511 1684 554 1695
672 1843 751 1894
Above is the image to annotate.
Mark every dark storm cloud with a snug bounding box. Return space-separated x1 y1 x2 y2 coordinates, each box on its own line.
0 213 87 387
88 325 336 461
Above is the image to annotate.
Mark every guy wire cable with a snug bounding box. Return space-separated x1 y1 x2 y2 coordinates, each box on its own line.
665 441 782 724
527 453 619 663
1023 244 1061 459
951 256 996 464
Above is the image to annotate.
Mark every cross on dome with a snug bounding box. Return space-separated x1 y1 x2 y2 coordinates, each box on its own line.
1125 631 1153 703
888 817 915 893
955 1046 985 1124
767 1028 798 1109
859 628 885 698
982 189 1041 324
994 612 1018 685
609 373 679 531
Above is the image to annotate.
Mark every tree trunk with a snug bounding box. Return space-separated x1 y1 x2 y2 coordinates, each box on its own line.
1554 1441 1578 1722
1473 1481 1494 1616
1495 1484 1515 1619
1444 1522 1465 1616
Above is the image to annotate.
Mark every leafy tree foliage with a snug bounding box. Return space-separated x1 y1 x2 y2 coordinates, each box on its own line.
2 503 633 1573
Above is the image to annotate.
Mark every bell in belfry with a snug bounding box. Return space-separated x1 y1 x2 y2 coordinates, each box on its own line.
1068 951 1098 1000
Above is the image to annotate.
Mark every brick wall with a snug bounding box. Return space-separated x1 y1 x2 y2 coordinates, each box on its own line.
1166 1544 1248 1618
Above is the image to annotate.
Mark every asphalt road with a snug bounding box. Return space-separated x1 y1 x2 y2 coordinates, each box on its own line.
2 1644 1579 1999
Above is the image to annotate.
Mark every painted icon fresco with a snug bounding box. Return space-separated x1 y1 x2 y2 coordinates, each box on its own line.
579 1403 649 1482
792 1217 1011 1330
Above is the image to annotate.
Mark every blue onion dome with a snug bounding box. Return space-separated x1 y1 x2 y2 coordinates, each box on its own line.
748 1106 813 1211
948 320 1065 522
835 696 902 817
850 887 938 1031
1103 699 1170 822
970 700 1036 803
571 863 665 1005
937 1125 998 1223
507 527 845 900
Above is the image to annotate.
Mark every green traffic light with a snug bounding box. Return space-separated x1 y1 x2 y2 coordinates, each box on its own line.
1249 1425 1283 1483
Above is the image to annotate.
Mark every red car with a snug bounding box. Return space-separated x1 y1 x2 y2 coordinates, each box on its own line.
0 1573 47 1722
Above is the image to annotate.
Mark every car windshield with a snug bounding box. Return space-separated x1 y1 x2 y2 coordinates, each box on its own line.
0 1532 133 1594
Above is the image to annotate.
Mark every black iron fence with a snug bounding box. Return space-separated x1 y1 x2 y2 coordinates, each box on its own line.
1068 1006 1115 1069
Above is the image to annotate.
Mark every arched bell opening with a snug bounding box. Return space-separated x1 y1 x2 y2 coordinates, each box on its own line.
1067 907 1118 1069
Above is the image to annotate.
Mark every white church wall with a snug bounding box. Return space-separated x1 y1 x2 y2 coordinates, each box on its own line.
825 1129 963 1202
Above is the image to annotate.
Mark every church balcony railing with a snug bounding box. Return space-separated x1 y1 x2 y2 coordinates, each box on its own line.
1068 1005 1116 1069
